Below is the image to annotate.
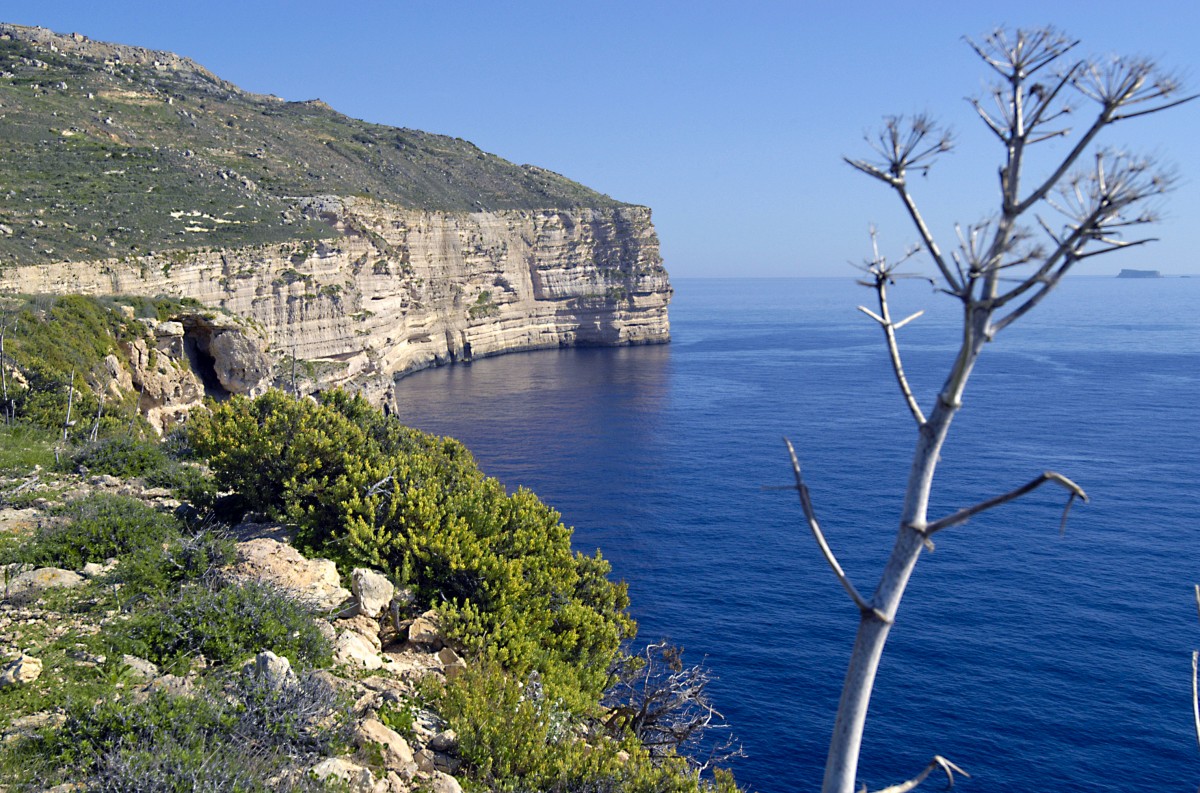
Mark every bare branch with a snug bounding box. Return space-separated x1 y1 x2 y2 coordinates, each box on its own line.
844 157 901 187
893 310 924 331
1193 648 1199 755
784 438 889 622
868 755 970 793
897 187 961 292
924 471 1088 535
1193 586 1200 754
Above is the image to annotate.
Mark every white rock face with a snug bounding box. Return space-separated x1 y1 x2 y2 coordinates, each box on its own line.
4 567 84 599
229 538 350 612
351 568 395 619
0 654 43 687
309 757 375 791
333 630 384 670
355 718 417 778
0 199 671 403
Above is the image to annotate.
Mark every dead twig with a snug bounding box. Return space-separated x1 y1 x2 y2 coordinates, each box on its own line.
865 755 969 793
923 471 1088 535
785 438 889 623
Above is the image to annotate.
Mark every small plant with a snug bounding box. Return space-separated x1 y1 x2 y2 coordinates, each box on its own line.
113 578 332 671
5 493 182 569
468 290 499 319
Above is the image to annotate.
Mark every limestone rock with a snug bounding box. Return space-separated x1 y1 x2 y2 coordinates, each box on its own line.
334 630 383 670
229 537 350 612
428 729 459 753
352 568 395 619
79 562 106 578
355 718 417 778
429 771 465 793
4 567 84 599
310 757 375 791
245 649 295 688
373 771 410 793
120 654 159 681
208 327 271 395
0 507 39 535
5 710 66 738
0 200 670 405
339 613 383 652
407 610 444 649
437 646 466 681
122 336 204 434
0 654 43 687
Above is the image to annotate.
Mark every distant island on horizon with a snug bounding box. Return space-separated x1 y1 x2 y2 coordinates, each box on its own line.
1116 268 1163 278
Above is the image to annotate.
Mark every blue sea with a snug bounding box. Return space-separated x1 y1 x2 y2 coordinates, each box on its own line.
393 277 1200 792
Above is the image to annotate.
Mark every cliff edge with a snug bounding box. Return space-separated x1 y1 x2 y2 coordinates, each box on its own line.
0 24 671 408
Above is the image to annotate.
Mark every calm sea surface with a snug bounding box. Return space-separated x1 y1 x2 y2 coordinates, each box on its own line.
393 277 1200 792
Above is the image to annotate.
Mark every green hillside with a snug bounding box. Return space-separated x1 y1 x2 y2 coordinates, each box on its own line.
0 24 624 267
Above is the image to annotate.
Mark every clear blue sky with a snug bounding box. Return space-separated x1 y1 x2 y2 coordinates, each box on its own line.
6 2 1199 277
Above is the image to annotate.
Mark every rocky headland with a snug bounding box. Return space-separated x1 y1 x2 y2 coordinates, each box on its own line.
0 23 671 419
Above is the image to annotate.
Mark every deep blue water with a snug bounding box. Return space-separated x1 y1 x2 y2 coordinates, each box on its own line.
393 277 1200 792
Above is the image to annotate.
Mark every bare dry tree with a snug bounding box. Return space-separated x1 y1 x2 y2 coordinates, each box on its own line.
603 641 742 773
785 27 1195 793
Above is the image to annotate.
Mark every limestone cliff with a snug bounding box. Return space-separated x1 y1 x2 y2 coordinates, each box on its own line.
0 197 670 406
0 24 672 412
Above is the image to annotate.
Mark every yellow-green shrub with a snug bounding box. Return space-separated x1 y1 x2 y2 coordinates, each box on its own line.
188 390 634 708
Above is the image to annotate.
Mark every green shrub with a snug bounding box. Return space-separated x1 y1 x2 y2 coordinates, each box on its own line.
113 579 331 671
72 436 168 479
4 493 182 569
436 664 733 793
31 675 345 792
108 530 236 601
188 390 634 709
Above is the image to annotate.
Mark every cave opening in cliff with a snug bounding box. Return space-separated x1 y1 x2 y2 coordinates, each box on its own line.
182 329 230 400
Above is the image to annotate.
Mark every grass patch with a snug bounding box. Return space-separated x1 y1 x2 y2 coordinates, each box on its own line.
0 423 56 472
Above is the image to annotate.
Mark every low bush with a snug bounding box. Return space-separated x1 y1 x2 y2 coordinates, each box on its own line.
31 673 346 792
435 664 736 793
71 436 169 479
108 530 236 602
188 390 634 710
4 493 182 569
113 578 331 671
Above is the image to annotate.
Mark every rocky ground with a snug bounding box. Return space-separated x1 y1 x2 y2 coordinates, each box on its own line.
0 470 470 793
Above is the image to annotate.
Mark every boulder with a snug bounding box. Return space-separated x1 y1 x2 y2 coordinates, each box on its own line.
207 326 271 396
407 610 444 649
338 613 383 651
437 646 466 681
355 718 417 778
309 757 375 792
245 650 295 689
120 654 159 681
4 567 84 599
352 568 395 619
229 538 350 612
429 771 465 793
427 729 459 754
334 631 383 670
0 654 43 688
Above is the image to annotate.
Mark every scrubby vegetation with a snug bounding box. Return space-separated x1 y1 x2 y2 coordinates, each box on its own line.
0 26 625 268
0 484 343 789
1 375 739 790
188 390 635 711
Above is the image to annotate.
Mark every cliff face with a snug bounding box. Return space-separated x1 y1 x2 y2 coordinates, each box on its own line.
0 197 670 404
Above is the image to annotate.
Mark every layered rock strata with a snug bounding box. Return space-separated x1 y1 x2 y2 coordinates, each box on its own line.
0 197 671 407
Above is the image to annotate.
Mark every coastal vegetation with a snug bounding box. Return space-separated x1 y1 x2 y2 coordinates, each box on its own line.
0 291 739 791
0 24 624 268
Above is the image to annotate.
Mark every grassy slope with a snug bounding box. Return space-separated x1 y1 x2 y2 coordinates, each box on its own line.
0 25 625 267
